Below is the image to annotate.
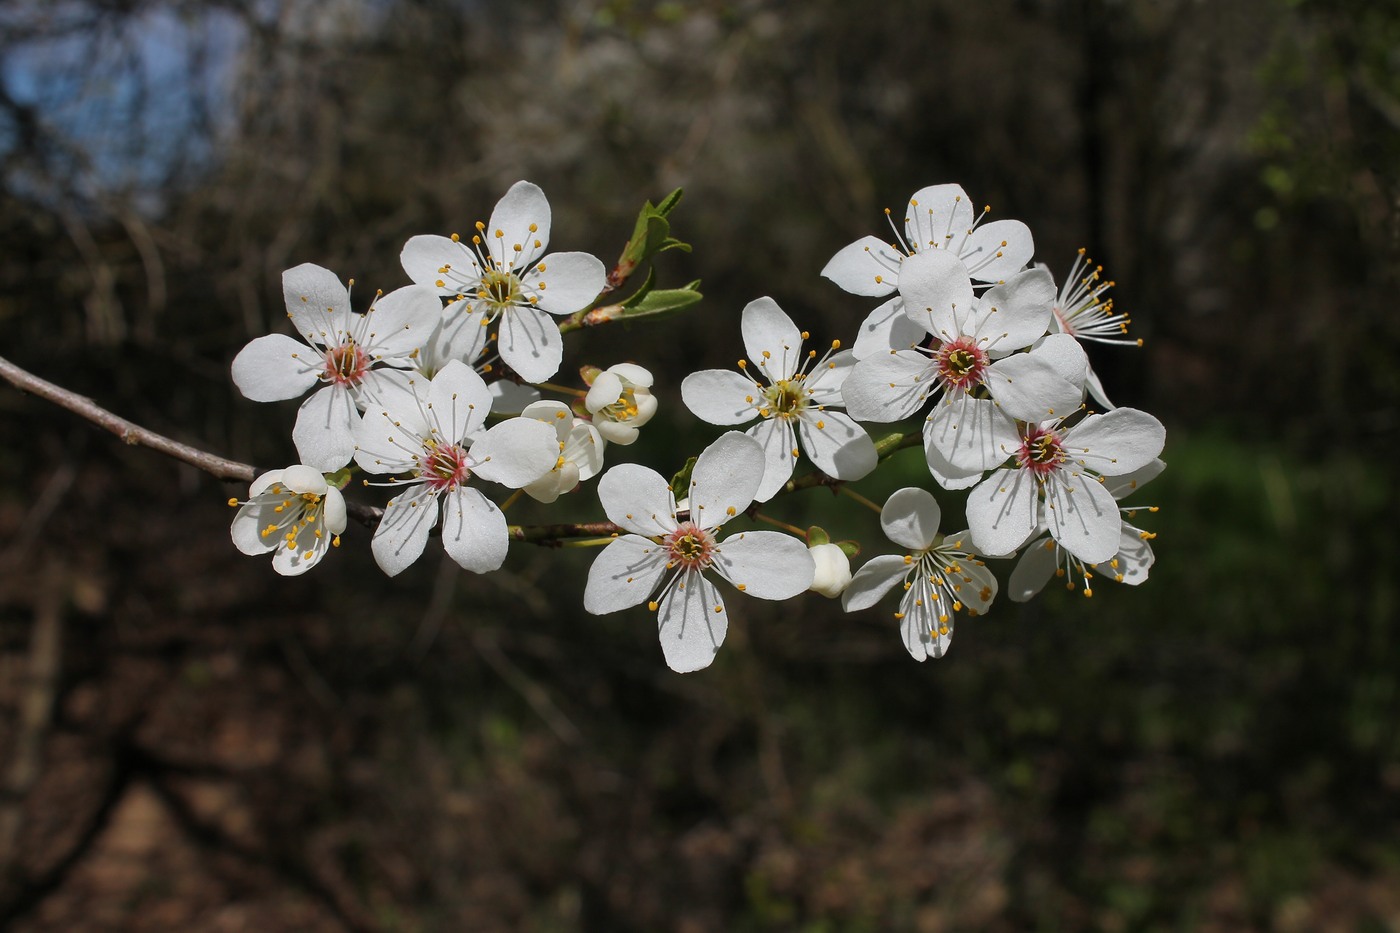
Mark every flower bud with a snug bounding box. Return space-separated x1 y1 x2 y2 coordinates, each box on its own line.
808 542 852 598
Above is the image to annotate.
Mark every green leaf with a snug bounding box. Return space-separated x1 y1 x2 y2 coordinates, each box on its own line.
670 455 698 502
324 467 353 490
614 190 691 286
616 280 703 322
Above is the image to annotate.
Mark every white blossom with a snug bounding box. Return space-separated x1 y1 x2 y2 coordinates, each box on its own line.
229 464 347 576
400 180 607 383
842 265 1087 489
822 183 1035 358
841 487 997 661
231 264 441 471
965 408 1166 565
519 400 605 503
585 362 658 445
1008 458 1163 600
583 432 815 672
681 297 876 501
353 360 558 576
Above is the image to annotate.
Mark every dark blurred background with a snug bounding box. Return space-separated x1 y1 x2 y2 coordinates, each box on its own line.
1 0 1397 929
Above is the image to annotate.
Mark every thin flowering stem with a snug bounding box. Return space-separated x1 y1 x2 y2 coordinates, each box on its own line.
752 513 808 538
536 382 588 398
509 522 623 544
837 486 884 515
0 353 256 484
499 489 526 512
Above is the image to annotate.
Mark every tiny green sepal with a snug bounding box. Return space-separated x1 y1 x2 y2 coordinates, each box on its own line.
324 467 353 491
836 539 862 559
806 525 831 547
669 455 698 502
579 364 603 386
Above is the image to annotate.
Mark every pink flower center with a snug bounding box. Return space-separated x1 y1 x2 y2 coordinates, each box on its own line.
419 440 471 491
935 338 988 391
1017 425 1066 477
323 342 368 387
663 521 716 571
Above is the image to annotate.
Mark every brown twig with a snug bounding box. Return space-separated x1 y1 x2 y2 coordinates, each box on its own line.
0 353 255 484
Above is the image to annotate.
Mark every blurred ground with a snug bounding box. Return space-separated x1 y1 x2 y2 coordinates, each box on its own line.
1 0 1399 930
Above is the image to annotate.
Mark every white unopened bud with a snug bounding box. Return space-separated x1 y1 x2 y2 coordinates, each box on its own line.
808 543 851 598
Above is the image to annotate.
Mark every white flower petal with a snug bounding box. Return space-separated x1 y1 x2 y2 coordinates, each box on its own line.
1027 332 1089 389
711 530 815 599
441 486 509 573
467 417 558 488
427 299 492 370
904 184 974 248
371 486 439 577
584 371 623 413
820 235 900 297
583 535 670 614
283 262 351 342
1063 408 1166 477
841 554 911 612
881 487 941 551
428 359 493 443
607 363 653 387
323 487 347 535
973 267 1056 352
528 251 605 316
230 501 278 556
1113 522 1155 585
364 284 444 359
231 334 321 402
1085 365 1116 411
401 235 479 296
353 398 426 475
959 219 1035 282
924 392 1019 475
498 303 564 383
566 422 606 481
521 400 574 443
597 464 677 537
924 438 989 491
983 354 1083 423
746 418 796 503
840 351 936 423
280 465 327 495
851 296 926 359
804 349 858 405
741 297 804 382
657 570 727 673
898 249 976 340
797 410 876 481
681 370 759 426
1045 470 1121 564
488 180 552 269
292 385 358 471
1008 536 1058 602
687 432 764 526
966 466 1041 557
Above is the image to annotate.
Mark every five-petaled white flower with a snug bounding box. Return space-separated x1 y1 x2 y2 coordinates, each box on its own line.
1007 458 1163 601
822 183 1036 358
583 432 816 672
681 297 876 501
842 265 1087 489
400 180 607 384
841 487 997 661
229 464 348 576
231 263 441 471
519 400 606 503
353 360 558 576
965 408 1166 565
585 363 658 445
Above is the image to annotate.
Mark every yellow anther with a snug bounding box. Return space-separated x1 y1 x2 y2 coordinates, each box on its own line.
713 605 723 613
227 498 238 507
903 555 913 565
528 222 538 232
451 232 460 242
801 331 810 339
737 583 747 591
816 420 825 429
831 339 841 350
726 506 736 516
648 600 659 612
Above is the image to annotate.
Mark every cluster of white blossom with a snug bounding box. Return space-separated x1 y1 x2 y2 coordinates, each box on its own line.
228 180 1165 672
